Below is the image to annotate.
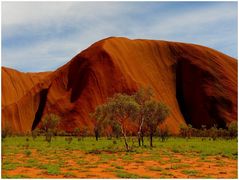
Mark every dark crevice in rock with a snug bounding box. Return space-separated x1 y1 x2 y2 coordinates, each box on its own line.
67 57 91 102
31 88 49 131
175 58 227 129
176 60 192 126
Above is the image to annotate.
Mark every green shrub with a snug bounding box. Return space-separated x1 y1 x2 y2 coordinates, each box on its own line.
228 121 237 138
65 137 73 144
24 150 31 156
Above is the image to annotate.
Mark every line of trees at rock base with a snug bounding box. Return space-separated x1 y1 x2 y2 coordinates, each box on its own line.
2 88 238 151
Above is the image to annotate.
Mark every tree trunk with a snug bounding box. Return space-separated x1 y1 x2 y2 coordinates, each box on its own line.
95 129 99 141
120 124 129 151
137 117 144 147
141 133 144 146
138 132 141 146
150 132 153 147
94 126 99 141
124 137 129 151
141 131 144 146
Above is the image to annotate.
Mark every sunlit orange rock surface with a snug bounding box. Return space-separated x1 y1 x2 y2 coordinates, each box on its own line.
2 37 237 134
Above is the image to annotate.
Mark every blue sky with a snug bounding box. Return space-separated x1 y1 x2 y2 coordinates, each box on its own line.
2 1 238 72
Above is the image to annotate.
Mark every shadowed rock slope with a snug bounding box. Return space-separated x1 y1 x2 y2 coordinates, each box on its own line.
2 37 237 134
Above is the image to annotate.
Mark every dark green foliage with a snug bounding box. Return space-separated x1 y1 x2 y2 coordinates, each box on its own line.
45 131 53 143
32 128 40 140
111 121 121 138
40 114 60 143
2 123 11 140
209 124 218 140
181 122 237 140
91 93 140 151
143 100 170 147
90 88 170 149
159 126 169 142
24 149 32 156
133 87 153 147
41 114 60 133
81 127 89 139
65 137 73 144
179 124 188 138
180 124 193 139
90 105 108 141
228 121 237 138
73 127 80 137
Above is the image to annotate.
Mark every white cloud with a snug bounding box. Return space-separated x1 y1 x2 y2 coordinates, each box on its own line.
2 2 237 72
149 3 236 36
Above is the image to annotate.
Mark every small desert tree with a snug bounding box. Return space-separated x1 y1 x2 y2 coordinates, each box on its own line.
111 121 121 139
133 87 153 146
90 105 108 141
158 126 169 142
187 124 193 139
201 125 207 138
209 124 218 140
73 127 81 137
81 127 89 140
180 124 193 139
32 128 40 140
41 113 60 142
143 100 170 147
2 122 11 141
179 124 188 138
228 121 237 139
91 93 139 151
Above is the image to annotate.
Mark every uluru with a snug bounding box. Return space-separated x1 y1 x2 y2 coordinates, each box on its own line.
1 37 237 134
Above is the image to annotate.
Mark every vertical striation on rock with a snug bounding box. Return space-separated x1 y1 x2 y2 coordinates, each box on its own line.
1 37 237 134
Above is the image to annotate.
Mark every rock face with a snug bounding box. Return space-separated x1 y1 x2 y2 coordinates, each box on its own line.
2 37 237 134
2 67 51 132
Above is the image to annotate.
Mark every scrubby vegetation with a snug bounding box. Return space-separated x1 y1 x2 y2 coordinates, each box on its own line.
179 122 238 140
2 89 237 178
40 113 60 143
91 88 170 150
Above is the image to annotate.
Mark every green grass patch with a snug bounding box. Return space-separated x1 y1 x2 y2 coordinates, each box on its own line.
171 163 190 169
2 161 21 170
98 153 117 161
115 165 124 169
2 174 30 178
85 165 98 168
161 171 174 176
24 149 32 157
148 166 164 171
181 169 199 176
115 169 148 178
102 168 115 172
63 172 77 178
2 164 18 170
215 161 225 167
2 136 237 159
46 164 60 175
135 160 144 163
78 168 89 172
121 154 134 161
67 167 79 171
76 159 88 165
169 157 181 163
2 135 237 177
27 158 38 163
37 164 60 175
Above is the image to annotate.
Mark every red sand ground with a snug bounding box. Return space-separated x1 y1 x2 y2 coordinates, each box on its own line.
2 150 237 178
